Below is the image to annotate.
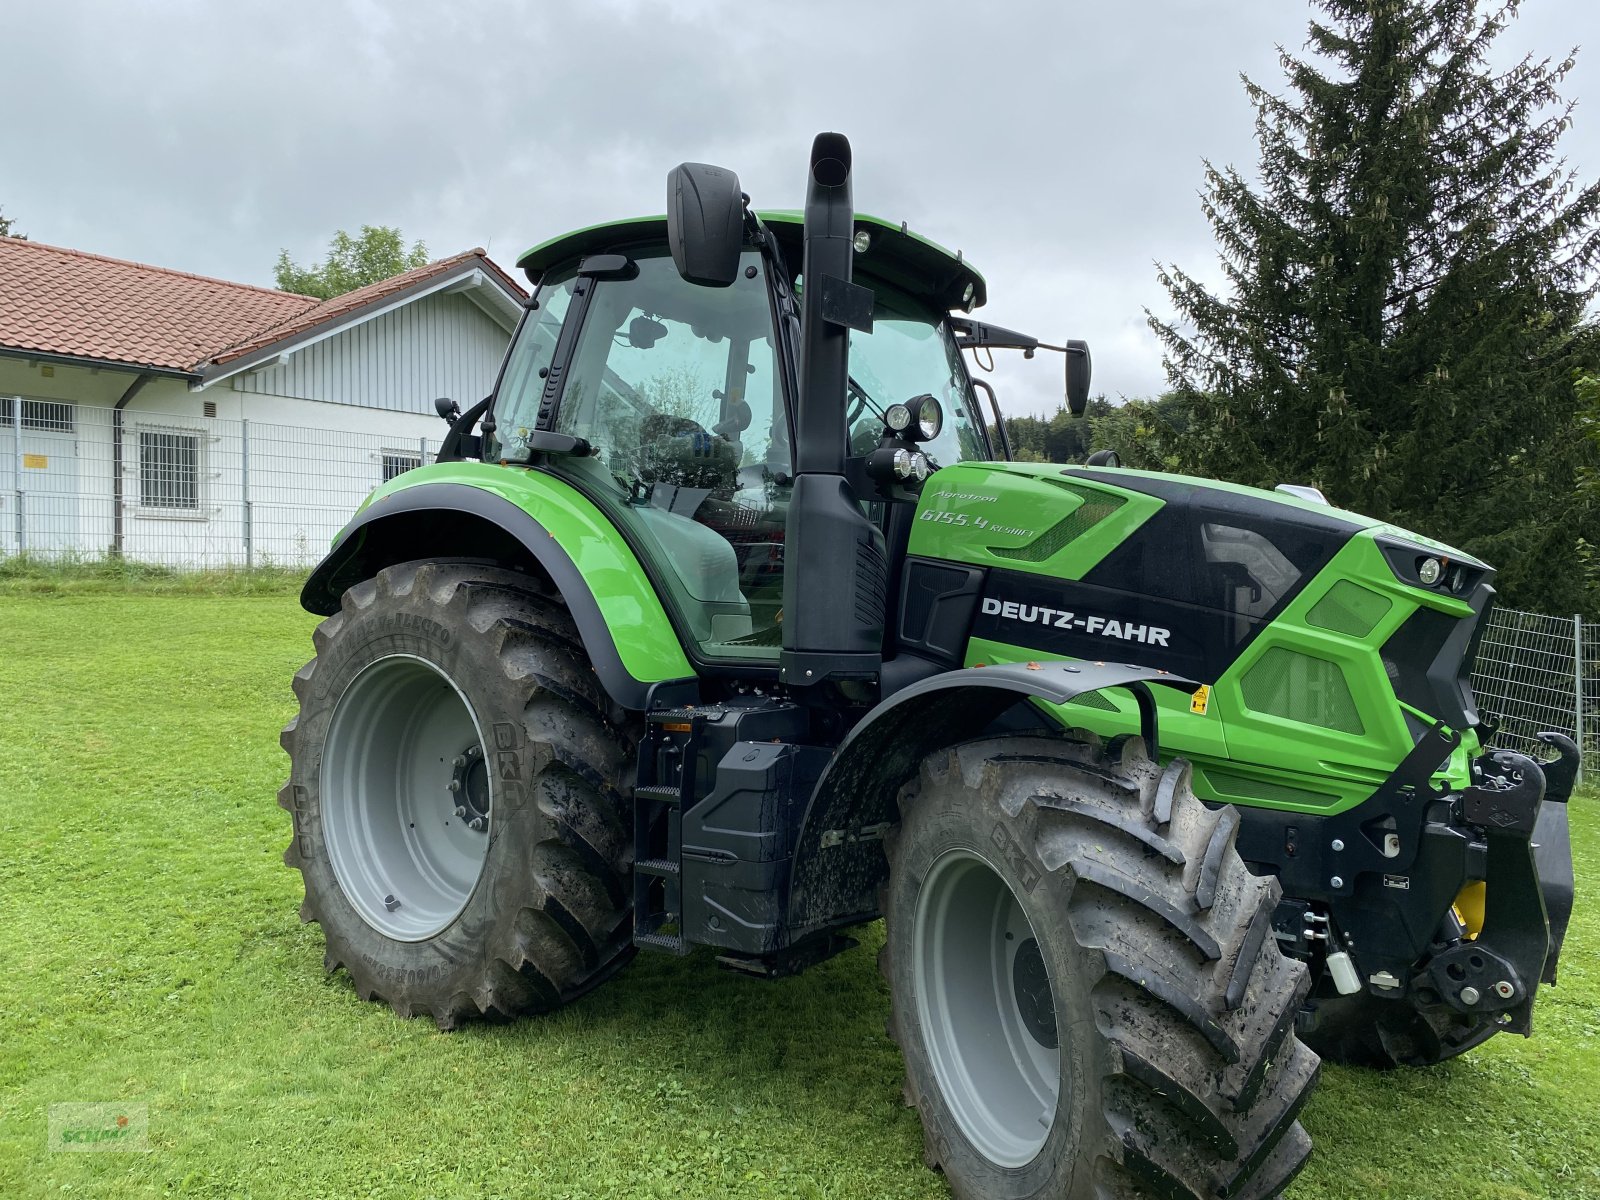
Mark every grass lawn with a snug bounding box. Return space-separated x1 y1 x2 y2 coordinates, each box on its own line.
1 584 1595 1199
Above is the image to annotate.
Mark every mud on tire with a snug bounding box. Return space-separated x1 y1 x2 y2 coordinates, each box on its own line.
279 560 638 1028
881 734 1321 1200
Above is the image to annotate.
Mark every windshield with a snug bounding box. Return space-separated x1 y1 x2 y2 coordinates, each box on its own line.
846 284 987 466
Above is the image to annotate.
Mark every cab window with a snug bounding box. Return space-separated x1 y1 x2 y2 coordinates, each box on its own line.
546 251 790 662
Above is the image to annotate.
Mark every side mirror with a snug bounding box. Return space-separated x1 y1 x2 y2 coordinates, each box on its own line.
1065 340 1092 416
666 162 745 287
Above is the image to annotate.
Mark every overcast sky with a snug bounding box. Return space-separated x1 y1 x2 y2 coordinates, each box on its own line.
4 0 1596 416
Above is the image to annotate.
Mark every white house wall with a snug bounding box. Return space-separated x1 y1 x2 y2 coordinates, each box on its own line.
231 291 511 414
1 296 507 566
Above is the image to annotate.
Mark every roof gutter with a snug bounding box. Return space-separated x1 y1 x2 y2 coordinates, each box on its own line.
111 373 156 558
0 345 195 380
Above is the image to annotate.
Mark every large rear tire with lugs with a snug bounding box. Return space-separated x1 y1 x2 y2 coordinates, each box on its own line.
279 560 638 1028
881 735 1321 1200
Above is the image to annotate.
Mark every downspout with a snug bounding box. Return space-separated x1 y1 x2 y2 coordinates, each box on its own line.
111 373 154 558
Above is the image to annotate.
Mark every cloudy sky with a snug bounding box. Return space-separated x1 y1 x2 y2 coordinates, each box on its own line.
4 0 1596 415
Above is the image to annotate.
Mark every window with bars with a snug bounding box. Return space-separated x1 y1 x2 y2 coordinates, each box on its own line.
0 397 74 431
382 452 422 483
139 430 201 510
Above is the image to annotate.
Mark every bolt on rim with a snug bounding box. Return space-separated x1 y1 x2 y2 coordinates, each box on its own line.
913 847 1062 1168
321 654 492 941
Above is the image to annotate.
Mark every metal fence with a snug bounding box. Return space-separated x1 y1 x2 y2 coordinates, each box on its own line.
2 396 433 569
1470 605 1594 775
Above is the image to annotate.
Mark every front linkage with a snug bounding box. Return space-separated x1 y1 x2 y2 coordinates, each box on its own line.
1239 726 1578 1052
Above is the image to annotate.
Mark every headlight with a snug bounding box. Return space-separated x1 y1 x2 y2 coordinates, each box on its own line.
908 394 943 442
1418 557 1443 586
885 403 912 433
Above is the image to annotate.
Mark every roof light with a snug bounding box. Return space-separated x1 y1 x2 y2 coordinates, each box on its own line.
852 230 872 254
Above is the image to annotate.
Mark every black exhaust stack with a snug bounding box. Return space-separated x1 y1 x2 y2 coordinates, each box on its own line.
780 133 888 694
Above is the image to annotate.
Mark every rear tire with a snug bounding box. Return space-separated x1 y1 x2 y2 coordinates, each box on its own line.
881 734 1320 1200
279 560 638 1028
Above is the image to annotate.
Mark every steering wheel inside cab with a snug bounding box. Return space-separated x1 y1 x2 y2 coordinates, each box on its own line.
634 411 744 497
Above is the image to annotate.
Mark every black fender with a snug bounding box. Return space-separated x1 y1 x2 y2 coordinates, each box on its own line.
784 660 1199 935
300 481 695 712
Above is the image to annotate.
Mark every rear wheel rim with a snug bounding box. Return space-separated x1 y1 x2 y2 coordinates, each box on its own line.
321 654 491 941
913 847 1062 1167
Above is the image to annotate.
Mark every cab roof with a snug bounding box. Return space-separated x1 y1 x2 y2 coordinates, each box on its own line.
516 210 986 312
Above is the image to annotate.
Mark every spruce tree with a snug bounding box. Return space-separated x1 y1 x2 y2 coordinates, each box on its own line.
1151 0 1600 613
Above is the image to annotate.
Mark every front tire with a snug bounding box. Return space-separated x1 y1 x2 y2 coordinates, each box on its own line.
279 561 638 1028
882 735 1320 1200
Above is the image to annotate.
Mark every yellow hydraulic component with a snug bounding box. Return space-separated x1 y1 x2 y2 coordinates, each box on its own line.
1453 881 1487 941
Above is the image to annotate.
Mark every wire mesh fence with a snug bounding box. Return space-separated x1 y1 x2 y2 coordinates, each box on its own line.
1 397 432 569
1470 605 1594 774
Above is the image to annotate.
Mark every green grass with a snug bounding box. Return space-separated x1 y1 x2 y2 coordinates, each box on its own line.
0 555 305 597
0 591 1595 1199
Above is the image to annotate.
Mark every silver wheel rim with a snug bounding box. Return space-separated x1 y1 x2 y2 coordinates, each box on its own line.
321 654 492 941
913 847 1062 1167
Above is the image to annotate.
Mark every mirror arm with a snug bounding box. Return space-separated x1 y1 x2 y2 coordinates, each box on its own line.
438 395 493 462
970 378 1012 461
950 315 1040 353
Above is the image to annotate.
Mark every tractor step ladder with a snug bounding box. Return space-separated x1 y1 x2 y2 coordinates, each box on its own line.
632 708 704 955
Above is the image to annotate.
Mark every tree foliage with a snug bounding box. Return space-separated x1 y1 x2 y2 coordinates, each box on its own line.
1150 0 1600 613
1005 394 1192 470
0 206 23 239
275 225 429 300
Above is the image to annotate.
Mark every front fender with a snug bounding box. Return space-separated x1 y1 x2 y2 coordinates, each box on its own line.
301 464 693 711
784 660 1199 935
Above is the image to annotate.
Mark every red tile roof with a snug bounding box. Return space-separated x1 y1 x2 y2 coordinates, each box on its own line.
0 237 525 376
0 236 317 373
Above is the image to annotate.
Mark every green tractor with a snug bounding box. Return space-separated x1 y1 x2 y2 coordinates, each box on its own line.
281 133 1575 1198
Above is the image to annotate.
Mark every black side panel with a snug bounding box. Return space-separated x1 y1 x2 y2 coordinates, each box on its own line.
1036 470 1360 678
972 570 1237 680
1382 579 1494 731
897 557 985 664
300 482 686 711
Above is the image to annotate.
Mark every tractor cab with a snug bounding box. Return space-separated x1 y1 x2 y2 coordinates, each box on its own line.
487 208 999 666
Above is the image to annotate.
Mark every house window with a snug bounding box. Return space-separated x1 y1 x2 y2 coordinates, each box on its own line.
0 397 74 431
382 452 422 483
139 430 201 510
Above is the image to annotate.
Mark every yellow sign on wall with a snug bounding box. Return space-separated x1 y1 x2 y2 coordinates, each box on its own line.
22 454 47 469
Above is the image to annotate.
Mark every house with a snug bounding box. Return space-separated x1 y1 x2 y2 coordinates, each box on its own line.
0 237 525 566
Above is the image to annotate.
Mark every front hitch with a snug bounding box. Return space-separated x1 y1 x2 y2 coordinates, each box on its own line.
1422 748 1555 1035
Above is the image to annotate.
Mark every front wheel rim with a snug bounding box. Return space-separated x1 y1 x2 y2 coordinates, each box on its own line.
913 847 1063 1167
321 654 492 941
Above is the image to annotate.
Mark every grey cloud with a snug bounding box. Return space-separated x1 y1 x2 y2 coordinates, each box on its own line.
4 0 1595 412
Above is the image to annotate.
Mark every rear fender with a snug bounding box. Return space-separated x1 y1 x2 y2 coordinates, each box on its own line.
784 661 1198 935
301 471 694 711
